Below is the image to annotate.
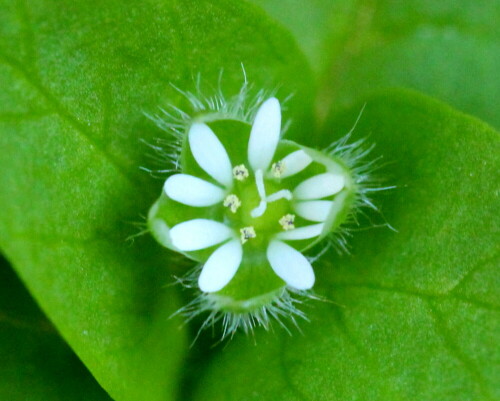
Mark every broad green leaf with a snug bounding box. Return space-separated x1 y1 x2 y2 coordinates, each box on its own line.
191 89 500 401
249 1 500 128
246 0 355 74
319 0 500 128
0 256 111 400
0 0 314 400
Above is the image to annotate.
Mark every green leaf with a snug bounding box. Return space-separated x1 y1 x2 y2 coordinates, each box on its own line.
249 1 500 128
320 0 500 128
190 89 500 401
0 0 314 400
0 255 111 400
246 0 355 74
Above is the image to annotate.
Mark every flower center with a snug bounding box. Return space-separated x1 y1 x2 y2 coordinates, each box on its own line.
224 166 294 236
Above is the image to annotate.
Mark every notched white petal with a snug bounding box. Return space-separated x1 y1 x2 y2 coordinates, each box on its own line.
294 200 333 222
267 240 315 290
198 239 243 293
170 219 233 251
293 173 344 200
188 123 233 187
276 223 324 240
279 150 313 178
248 97 281 171
164 174 225 206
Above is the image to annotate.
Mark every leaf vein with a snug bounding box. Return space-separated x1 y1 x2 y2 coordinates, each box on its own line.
426 300 494 401
446 251 500 295
0 52 141 190
0 110 55 122
327 282 500 311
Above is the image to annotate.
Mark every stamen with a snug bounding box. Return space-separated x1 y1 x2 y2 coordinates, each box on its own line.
240 226 256 244
266 189 292 203
271 161 285 178
233 164 249 181
279 214 295 231
223 194 241 213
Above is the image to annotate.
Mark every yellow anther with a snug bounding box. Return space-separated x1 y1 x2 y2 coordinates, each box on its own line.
233 164 249 181
223 194 241 213
271 161 285 178
279 214 295 231
240 226 256 244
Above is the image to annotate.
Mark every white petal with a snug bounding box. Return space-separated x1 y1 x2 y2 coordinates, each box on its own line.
277 223 324 240
198 239 242 292
280 150 313 178
164 174 225 206
294 200 333 222
293 173 344 200
170 219 233 251
267 241 315 290
248 98 281 171
188 123 233 187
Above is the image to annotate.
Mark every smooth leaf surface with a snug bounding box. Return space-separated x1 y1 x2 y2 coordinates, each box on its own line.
249 0 500 128
320 0 500 128
0 255 111 400
0 1 314 400
191 90 500 401
247 0 354 74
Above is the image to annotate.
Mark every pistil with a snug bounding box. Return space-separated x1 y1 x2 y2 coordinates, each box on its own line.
250 169 268 217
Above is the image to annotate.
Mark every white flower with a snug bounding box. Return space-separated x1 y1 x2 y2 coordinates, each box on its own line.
162 98 345 293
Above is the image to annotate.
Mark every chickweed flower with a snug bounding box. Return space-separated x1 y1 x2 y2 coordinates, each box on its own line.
146 79 382 338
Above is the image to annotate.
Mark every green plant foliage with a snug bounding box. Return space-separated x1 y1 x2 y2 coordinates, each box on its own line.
1 0 498 400
191 90 500 401
246 0 355 73
249 0 500 128
0 0 314 400
321 0 500 129
0 256 112 400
